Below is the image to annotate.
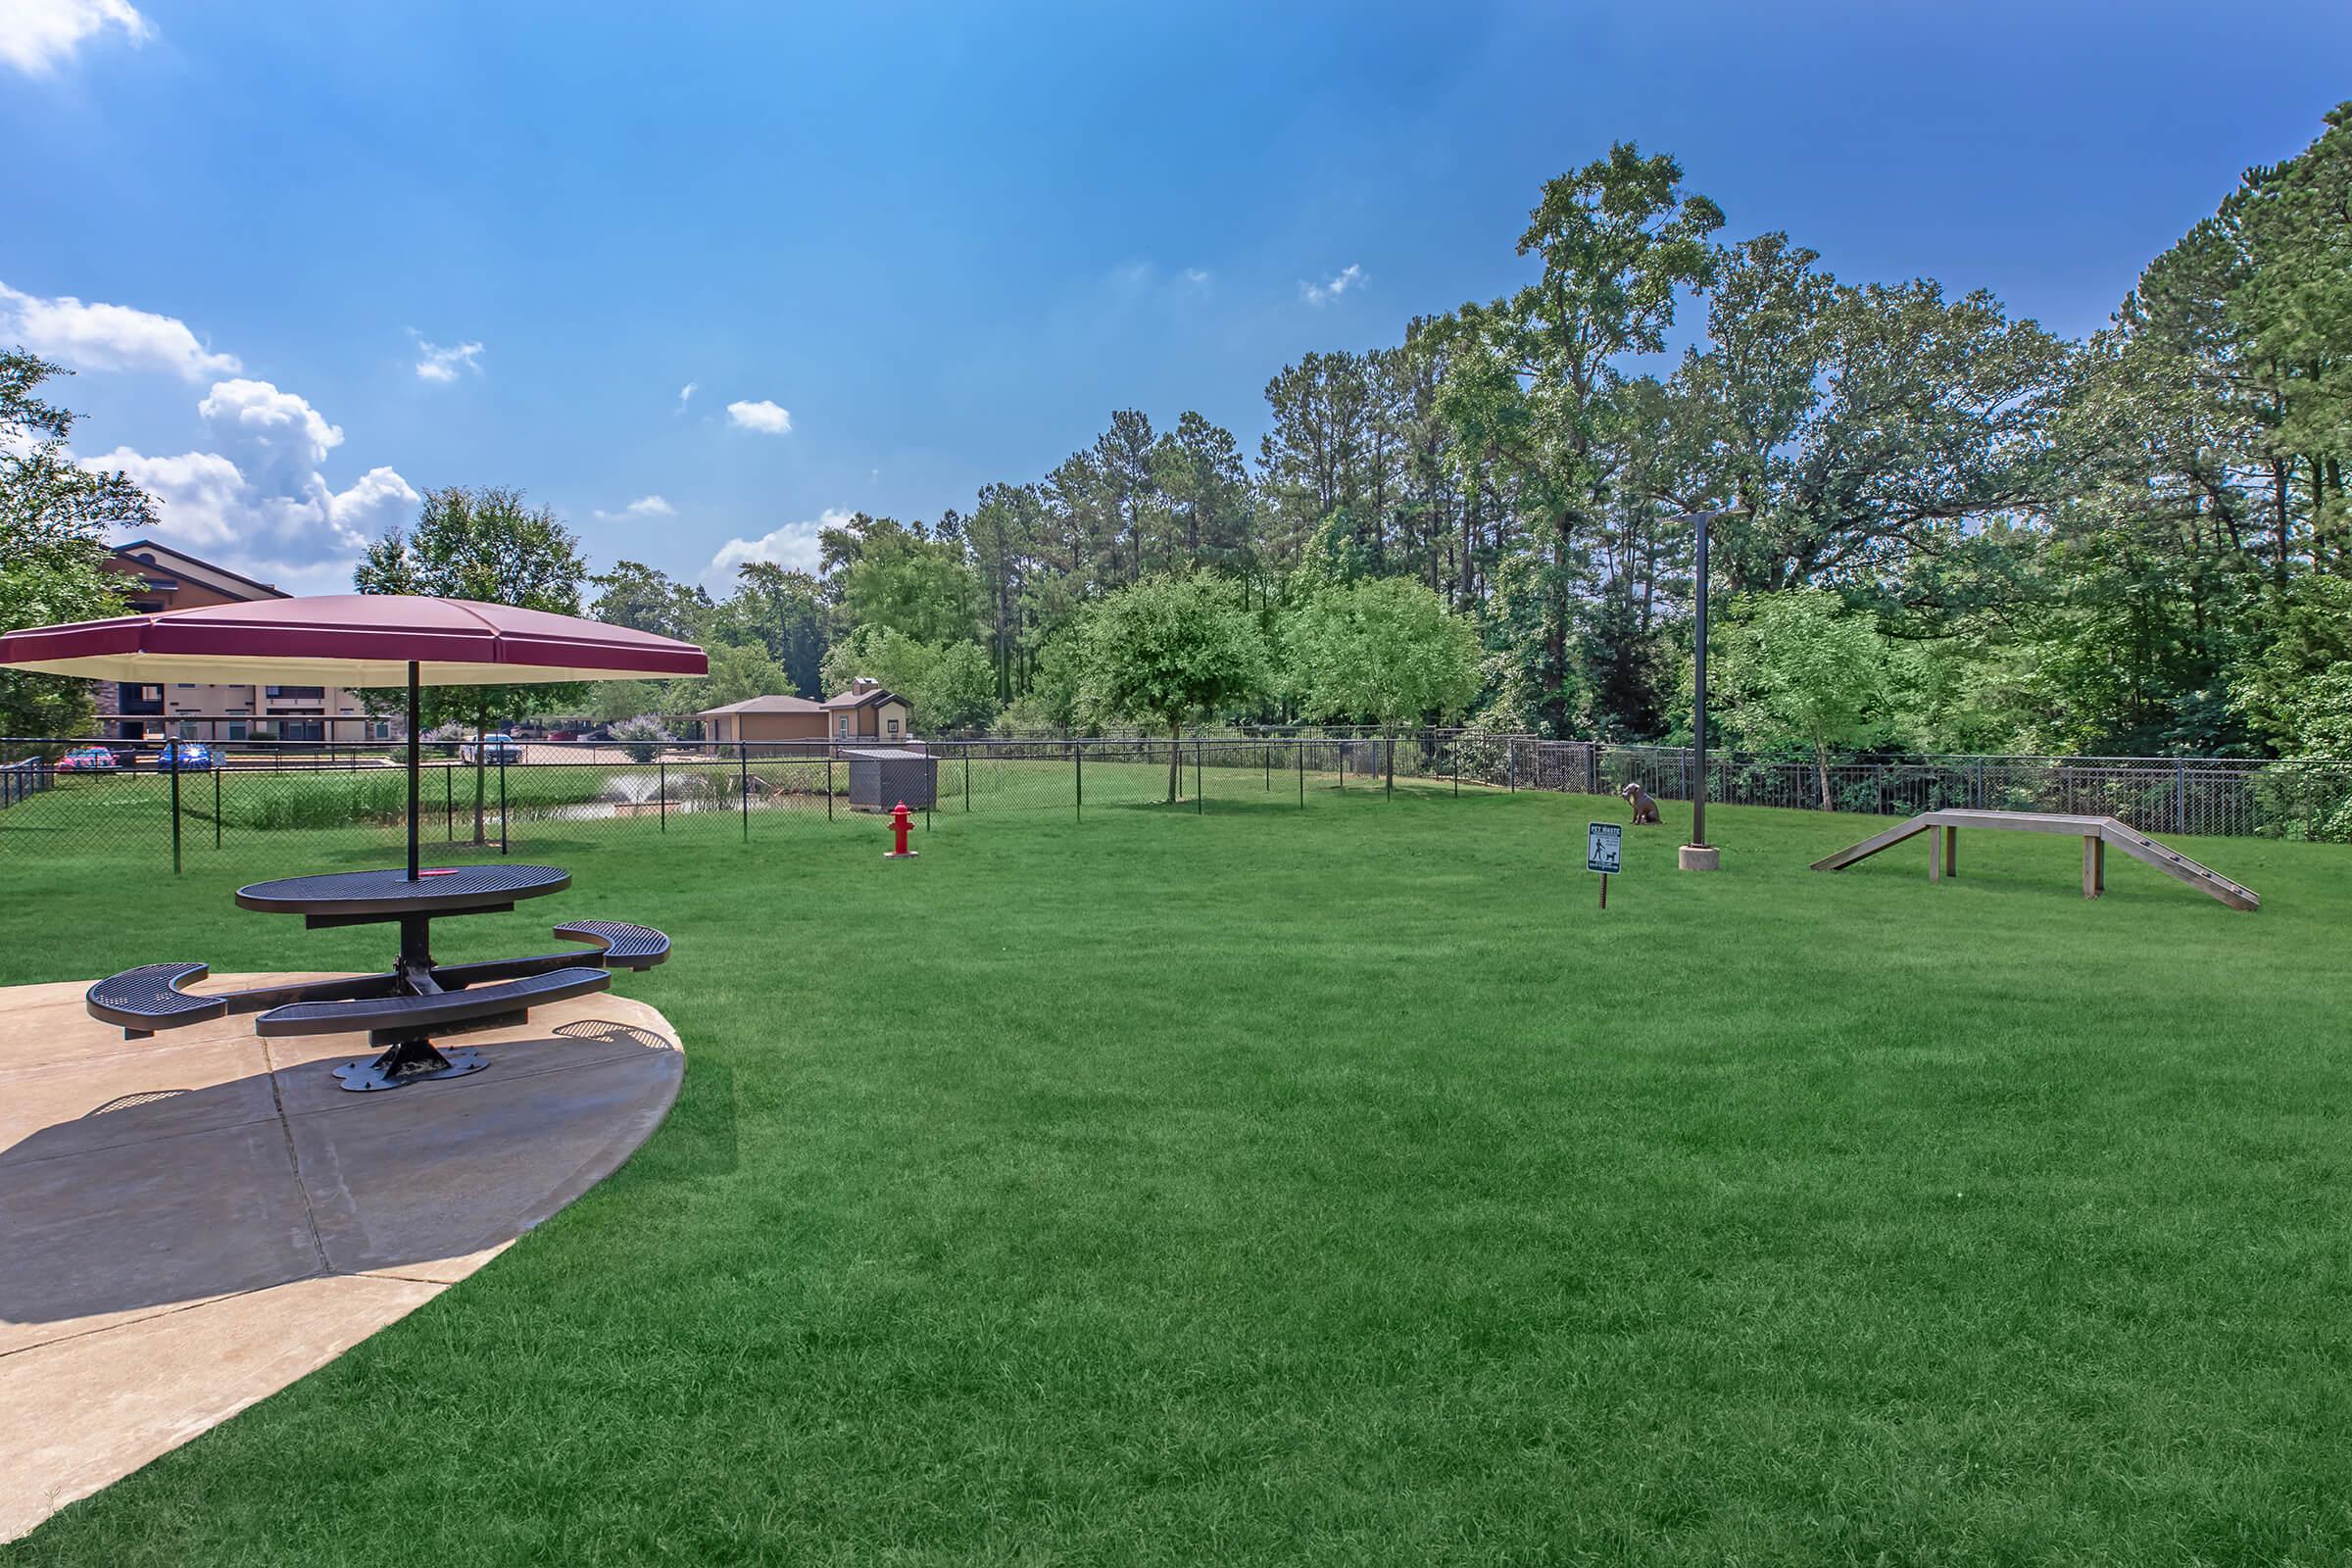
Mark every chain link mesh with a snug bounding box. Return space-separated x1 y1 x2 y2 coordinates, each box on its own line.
4 734 2348 870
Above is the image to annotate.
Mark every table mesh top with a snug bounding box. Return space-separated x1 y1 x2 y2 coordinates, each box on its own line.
236 863 568 909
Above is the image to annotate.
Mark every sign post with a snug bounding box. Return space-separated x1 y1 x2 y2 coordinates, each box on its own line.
1588 821 1622 909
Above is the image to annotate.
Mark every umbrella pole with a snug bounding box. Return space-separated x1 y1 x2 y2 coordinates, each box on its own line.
406 661 420 881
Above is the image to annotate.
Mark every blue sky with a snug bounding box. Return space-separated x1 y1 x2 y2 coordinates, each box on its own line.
6 0 2348 597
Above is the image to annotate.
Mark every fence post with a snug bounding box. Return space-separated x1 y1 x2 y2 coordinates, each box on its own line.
498 753 509 855
659 757 667 832
964 751 971 812
2063 763 2073 815
214 761 222 849
1298 741 1304 807
445 760 454 842
168 738 182 876
826 754 834 820
1196 739 1203 814
1508 741 1516 793
739 740 749 841
1385 731 1395 799
2175 759 2186 834
1074 746 1083 821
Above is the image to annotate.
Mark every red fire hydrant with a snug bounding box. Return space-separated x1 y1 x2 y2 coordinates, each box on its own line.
884 800 918 858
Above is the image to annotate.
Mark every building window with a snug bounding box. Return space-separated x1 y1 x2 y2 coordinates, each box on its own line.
227 723 248 742
265 685 325 701
836 716 849 737
886 717 900 738
373 721 391 740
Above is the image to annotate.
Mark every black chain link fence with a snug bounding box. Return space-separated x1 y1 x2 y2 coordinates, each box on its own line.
3 733 2347 872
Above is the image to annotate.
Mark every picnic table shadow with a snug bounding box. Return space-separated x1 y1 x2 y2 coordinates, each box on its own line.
0 1020 679 1333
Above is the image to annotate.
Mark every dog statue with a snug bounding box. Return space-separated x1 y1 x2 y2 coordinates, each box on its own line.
1619 781 1661 825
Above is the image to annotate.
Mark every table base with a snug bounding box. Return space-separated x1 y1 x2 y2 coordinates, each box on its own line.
332 1038 489 1093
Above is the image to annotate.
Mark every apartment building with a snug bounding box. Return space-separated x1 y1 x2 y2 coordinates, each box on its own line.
94 541 402 745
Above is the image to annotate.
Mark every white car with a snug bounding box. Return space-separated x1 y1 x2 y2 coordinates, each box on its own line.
459 733 525 764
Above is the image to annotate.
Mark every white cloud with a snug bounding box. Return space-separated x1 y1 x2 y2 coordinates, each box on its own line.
198 376 343 479
0 280 238 380
83 447 245 546
1299 264 1366 307
86 376 416 580
725 398 792 434
412 336 483 383
1183 268 1211 284
675 381 697 410
325 466 420 538
1 0 150 74
703 508 850 590
85 443 416 563
595 494 676 521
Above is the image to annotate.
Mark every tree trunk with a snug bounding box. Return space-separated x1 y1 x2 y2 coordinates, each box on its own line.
1815 745 1834 812
1166 719 1182 804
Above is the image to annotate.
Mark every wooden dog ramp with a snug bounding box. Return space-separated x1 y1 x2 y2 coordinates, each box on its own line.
1812 808 2258 910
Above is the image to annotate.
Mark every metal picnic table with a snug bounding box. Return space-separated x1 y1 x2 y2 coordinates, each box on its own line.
85 863 670 1092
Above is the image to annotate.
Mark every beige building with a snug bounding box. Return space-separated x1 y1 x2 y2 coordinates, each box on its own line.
96 540 399 745
697 694 829 745
822 678 912 741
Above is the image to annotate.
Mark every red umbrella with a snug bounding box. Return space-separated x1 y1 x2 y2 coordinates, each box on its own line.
0 594 707 877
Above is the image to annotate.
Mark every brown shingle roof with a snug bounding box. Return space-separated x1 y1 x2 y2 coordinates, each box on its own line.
822 686 898 710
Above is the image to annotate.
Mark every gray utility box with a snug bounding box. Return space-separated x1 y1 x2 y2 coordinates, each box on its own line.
843 748 937 811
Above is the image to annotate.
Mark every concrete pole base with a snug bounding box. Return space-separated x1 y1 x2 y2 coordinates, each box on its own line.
1678 844 1721 871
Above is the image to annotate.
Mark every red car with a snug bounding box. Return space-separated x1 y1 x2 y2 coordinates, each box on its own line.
56 746 122 773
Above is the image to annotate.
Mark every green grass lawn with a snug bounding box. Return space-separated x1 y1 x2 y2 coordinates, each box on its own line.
6 789 2350 1565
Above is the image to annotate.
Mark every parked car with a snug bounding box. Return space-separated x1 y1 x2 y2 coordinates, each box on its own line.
55 746 122 772
153 743 217 771
460 733 525 764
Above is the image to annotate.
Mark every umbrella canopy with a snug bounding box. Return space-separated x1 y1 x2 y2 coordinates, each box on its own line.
0 594 706 686
0 594 707 880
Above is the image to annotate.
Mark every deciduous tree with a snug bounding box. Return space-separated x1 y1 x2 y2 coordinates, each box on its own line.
1080 572 1269 802
0 351 145 736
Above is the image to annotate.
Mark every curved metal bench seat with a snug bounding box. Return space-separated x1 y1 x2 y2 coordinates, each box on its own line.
551 920 670 970
255 967 612 1043
87 963 226 1037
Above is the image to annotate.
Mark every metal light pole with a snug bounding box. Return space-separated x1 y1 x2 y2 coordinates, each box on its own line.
1673 510 1737 871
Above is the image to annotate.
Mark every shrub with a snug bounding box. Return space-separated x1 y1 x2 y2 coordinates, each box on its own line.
609 714 672 764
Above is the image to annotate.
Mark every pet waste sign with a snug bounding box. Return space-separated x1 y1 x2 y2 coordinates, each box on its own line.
1588 822 1622 874
1588 821 1622 908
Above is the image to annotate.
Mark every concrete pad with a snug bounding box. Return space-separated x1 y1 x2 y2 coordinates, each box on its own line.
288 1042 682 1275
0 975 329 1079
0 975 683 1543
0 1271 440 1542
0 1118 320 1354
0 1034 274 1157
